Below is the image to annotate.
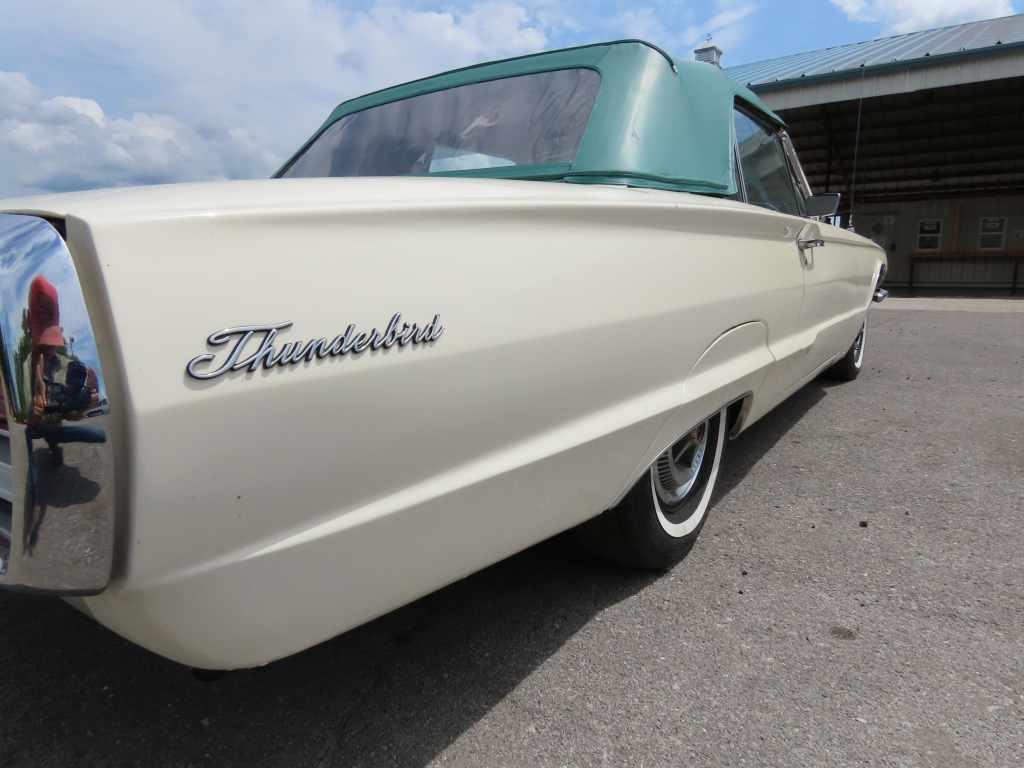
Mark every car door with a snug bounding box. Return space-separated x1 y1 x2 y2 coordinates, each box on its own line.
732 105 816 399
780 126 883 373
735 105 871 387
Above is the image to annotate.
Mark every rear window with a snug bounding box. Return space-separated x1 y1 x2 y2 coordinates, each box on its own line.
281 69 601 178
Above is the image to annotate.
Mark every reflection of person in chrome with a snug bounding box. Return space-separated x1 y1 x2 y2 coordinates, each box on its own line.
29 276 69 422
23 275 105 554
27 275 100 426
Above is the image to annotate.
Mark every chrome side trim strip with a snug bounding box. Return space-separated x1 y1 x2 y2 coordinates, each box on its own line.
0 214 115 594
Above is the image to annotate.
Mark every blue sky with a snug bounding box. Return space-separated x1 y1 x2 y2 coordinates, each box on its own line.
0 0 1017 196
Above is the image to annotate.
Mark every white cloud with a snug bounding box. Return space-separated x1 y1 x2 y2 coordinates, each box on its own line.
614 7 670 40
830 0 1015 33
0 0 550 196
0 0 760 197
39 97 106 127
609 0 756 63
0 72 38 117
0 69 279 194
698 1 758 49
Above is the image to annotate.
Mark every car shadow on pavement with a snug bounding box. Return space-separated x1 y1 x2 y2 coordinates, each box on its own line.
714 381 828 502
0 383 828 768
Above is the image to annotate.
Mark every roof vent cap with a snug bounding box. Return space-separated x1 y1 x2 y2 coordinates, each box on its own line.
694 35 723 67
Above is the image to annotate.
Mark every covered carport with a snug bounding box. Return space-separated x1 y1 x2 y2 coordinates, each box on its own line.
727 14 1024 294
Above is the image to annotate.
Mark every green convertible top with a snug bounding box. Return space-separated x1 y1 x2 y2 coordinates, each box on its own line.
278 40 783 197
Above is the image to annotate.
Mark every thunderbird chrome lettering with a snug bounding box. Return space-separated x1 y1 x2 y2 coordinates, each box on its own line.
186 313 444 380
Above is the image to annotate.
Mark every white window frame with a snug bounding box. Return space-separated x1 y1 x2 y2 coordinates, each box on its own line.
978 216 1007 251
916 219 943 252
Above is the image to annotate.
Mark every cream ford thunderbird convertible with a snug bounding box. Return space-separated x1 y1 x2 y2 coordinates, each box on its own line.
0 41 886 670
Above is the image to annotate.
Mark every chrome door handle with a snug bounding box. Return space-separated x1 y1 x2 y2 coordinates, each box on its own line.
798 238 825 250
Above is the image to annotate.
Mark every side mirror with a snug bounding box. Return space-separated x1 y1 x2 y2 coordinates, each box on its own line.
805 193 840 218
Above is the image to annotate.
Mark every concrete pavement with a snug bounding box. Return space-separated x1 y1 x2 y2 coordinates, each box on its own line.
1 300 1021 767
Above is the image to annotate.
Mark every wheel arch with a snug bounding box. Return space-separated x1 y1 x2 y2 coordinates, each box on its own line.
608 321 773 507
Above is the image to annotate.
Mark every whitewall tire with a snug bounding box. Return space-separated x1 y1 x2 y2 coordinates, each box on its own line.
581 408 728 570
825 321 867 382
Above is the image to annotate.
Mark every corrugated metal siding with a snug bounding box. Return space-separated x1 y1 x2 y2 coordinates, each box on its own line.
912 259 1016 288
726 13 1024 88
855 197 1024 290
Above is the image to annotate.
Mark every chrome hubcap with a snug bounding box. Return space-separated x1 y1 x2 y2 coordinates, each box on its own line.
653 421 709 505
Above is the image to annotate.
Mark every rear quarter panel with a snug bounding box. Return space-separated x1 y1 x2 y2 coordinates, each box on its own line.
48 178 814 667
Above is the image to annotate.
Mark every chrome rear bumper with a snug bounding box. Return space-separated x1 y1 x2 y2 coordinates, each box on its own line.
0 214 115 595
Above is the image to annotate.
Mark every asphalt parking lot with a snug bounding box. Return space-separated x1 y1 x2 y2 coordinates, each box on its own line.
2 298 1022 767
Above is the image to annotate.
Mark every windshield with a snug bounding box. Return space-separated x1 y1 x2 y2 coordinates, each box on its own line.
280 69 600 178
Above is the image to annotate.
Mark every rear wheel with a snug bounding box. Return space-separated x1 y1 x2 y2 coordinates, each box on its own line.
825 321 867 381
583 408 727 570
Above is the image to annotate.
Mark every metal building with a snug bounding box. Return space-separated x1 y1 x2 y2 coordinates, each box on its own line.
726 14 1024 294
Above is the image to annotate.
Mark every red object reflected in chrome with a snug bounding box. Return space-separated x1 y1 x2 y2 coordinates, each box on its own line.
28 275 65 348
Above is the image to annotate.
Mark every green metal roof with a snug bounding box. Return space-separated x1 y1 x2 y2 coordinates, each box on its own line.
279 40 780 197
727 13 1024 91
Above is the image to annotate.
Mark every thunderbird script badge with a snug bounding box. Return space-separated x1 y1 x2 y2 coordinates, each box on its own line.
186 313 443 380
